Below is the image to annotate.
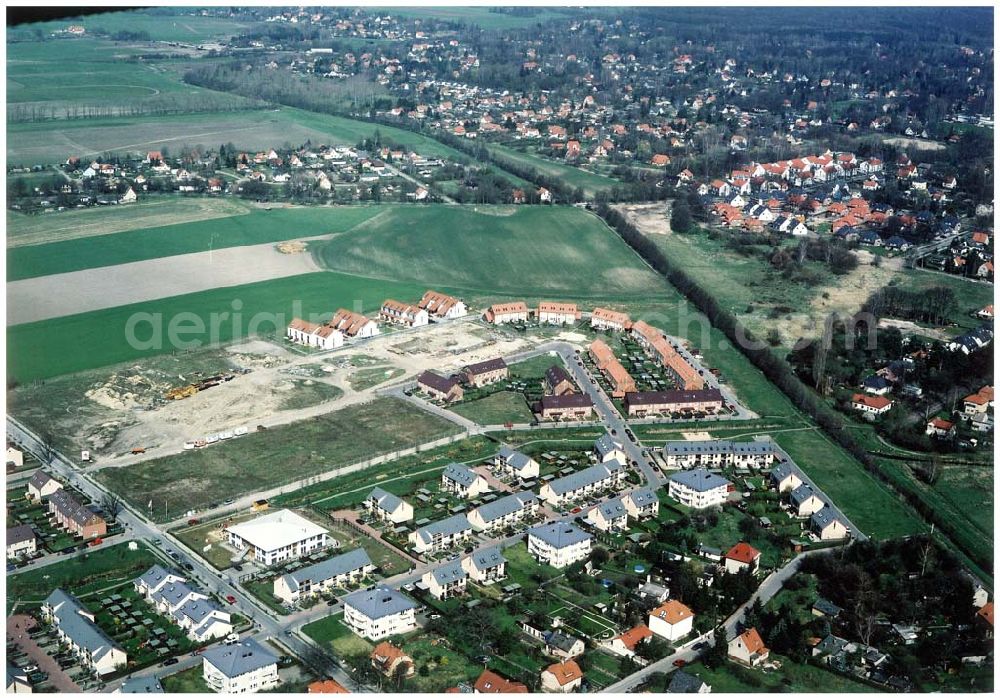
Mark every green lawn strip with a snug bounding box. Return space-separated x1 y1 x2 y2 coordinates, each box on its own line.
302 612 373 658
6 542 160 609
95 398 462 521
7 271 437 382
680 656 879 693
8 205 387 281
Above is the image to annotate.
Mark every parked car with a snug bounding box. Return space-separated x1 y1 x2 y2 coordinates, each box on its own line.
225 595 237 604
161 658 179 667
672 659 687 668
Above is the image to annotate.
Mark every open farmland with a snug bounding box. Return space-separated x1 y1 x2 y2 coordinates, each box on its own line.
95 398 462 521
7 38 255 121
6 271 435 382
311 205 665 298
8 10 251 43
6 197 253 248
8 205 387 280
8 105 470 167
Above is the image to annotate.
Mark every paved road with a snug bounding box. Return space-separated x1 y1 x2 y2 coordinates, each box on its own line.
601 548 830 693
7 416 366 693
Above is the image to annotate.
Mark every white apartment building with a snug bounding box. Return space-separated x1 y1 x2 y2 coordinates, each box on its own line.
527 522 592 569
202 639 278 694
667 469 731 509
467 492 538 533
539 460 626 506
408 514 473 554
343 586 418 640
225 509 331 567
273 548 374 604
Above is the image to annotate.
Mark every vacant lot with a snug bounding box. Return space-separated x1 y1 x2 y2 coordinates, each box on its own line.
7 271 435 382
311 205 665 299
6 197 254 248
95 398 462 520
8 205 386 281
680 656 874 693
451 391 534 425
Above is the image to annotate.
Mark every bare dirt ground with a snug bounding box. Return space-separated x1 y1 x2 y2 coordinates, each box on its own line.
13 318 594 466
877 318 952 341
614 202 672 235
883 136 946 152
777 257 900 345
7 241 322 326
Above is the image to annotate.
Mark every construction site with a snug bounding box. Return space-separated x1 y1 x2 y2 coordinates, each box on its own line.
6 316 598 468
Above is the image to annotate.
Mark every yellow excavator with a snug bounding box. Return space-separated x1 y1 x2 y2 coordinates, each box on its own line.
164 384 198 400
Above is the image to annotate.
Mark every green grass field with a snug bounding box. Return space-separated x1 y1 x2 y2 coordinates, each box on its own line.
679 657 876 693
7 37 254 122
6 542 159 608
95 398 462 520
8 205 388 281
487 143 620 197
6 197 254 248
310 205 664 298
450 391 534 425
10 10 250 43
7 271 436 382
8 105 470 167
774 429 923 540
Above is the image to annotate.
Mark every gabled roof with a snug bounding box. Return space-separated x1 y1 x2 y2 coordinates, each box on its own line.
615 624 653 651
770 462 798 483
28 469 60 492
625 487 658 509
497 447 536 473
472 492 536 524
368 487 406 513
279 548 373 593
464 357 508 375
412 514 472 545
7 524 36 546
543 659 583 686
429 559 467 586
667 670 709 693
790 483 821 506
202 638 277 678
442 463 481 488
44 589 123 663
811 507 845 531
593 433 624 458
736 627 768 655
544 460 624 496
474 669 528 693
465 546 506 572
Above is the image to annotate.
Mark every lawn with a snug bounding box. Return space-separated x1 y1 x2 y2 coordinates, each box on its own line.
7 271 437 382
402 636 483 692
503 543 563 593
161 666 211 693
6 197 252 248
679 656 877 693
6 542 160 608
773 429 923 540
7 205 387 281
310 205 666 299
270 435 499 511
486 144 621 197
95 398 462 521
302 613 373 658
906 271 995 331
450 391 534 425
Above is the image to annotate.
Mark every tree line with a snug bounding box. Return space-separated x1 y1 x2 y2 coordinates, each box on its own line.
595 202 990 574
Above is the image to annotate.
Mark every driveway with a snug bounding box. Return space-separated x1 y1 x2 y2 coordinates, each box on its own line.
7 614 82 693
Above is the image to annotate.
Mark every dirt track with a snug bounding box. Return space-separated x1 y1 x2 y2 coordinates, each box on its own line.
7 241 320 326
